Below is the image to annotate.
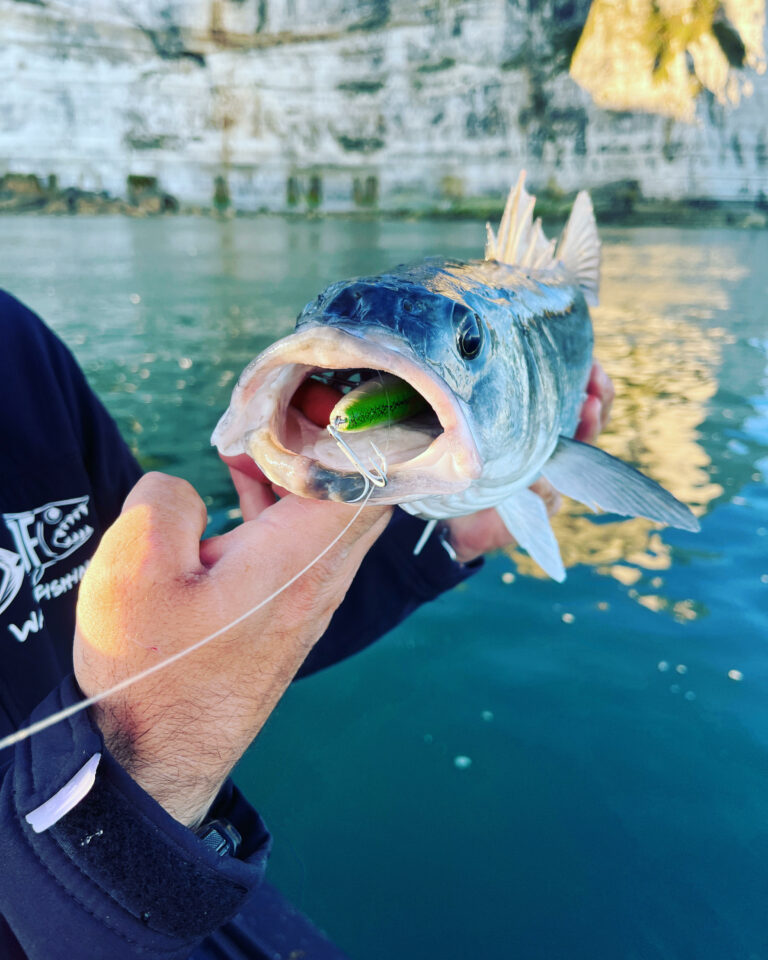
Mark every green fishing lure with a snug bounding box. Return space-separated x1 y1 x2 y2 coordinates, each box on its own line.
330 374 428 432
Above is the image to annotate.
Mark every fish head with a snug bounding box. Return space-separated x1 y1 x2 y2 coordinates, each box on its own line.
212 264 541 505
301 268 539 455
299 275 491 401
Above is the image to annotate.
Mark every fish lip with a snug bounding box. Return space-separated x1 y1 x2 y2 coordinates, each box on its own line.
212 325 482 504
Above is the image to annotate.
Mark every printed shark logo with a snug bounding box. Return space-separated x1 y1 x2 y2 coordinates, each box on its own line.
3 496 94 587
0 547 25 617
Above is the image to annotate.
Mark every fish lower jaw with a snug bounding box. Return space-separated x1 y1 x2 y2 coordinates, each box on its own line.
245 422 475 505
213 326 482 504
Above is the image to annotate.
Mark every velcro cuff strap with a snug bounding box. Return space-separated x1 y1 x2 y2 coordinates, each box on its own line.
48 762 249 939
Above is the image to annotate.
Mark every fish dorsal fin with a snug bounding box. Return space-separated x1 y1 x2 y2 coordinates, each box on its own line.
541 437 700 532
496 487 566 582
486 175 601 306
554 191 601 307
485 171 556 269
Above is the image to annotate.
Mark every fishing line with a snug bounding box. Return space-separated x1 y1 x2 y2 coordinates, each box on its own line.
0 476 381 753
325 367 397 494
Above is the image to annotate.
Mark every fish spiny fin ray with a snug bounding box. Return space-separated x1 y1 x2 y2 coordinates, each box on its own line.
542 437 700 532
496 488 566 582
485 221 498 260
554 192 601 307
484 172 557 272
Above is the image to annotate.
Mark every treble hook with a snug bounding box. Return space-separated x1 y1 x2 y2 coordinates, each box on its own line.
326 421 388 493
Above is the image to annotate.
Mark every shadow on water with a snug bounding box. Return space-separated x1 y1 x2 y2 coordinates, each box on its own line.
3 216 768 960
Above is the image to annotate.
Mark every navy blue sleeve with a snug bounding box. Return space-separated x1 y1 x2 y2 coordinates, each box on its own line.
0 290 142 539
0 678 271 960
0 289 143 724
0 292 273 959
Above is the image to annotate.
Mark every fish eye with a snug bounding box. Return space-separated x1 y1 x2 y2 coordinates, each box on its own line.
455 311 483 360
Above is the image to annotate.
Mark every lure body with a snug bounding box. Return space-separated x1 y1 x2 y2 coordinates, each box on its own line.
330 374 429 432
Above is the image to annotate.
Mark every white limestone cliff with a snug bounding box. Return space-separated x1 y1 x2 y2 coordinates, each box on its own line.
0 0 766 212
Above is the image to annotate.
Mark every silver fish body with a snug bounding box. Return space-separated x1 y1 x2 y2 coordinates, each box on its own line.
213 175 698 580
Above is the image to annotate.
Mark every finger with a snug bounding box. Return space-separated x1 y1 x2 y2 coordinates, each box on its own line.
593 361 614 400
118 472 209 575
595 365 615 429
586 362 603 397
528 478 562 517
217 452 303 504
200 467 277 566
587 362 615 424
574 394 602 443
445 508 514 562
220 452 268 484
291 380 343 427
230 465 276 521
206 494 391 595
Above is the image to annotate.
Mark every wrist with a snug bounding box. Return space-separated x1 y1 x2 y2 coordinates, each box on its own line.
90 702 230 828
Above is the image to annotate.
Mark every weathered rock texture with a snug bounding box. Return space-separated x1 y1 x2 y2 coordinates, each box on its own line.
1 0 766 212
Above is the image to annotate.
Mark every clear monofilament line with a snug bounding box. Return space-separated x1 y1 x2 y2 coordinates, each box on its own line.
326 424 388 489
0 481 378 753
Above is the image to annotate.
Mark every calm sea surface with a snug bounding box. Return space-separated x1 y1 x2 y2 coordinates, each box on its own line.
3 216 768 960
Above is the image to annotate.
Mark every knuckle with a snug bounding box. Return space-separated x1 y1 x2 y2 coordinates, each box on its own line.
136 472 200 507
134 471 172 493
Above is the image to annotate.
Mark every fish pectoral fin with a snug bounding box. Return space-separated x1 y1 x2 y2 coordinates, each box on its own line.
497 488 566 582
554 192 601 307
541 436 700 532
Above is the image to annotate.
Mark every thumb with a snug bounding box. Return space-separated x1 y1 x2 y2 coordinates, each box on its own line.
104 472 209 577
203 495 391 595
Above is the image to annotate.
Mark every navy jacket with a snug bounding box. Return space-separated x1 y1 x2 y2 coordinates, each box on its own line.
0 291 479 959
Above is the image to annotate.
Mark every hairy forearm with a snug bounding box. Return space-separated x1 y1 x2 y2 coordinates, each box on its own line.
90 701 230 828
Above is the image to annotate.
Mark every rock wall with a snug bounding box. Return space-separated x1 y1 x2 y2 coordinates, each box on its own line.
0 0 766 212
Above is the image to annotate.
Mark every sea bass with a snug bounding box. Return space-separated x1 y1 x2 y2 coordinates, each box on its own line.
212 173 699 580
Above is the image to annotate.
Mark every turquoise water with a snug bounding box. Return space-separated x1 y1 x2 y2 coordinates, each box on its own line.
3 216 768 959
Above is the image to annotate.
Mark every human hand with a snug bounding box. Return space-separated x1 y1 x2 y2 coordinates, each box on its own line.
74 472 391 829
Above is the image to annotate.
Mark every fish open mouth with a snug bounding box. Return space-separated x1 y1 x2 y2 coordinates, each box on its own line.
212 326 482 504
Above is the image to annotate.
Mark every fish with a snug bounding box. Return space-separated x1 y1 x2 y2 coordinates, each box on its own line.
212 172 699 581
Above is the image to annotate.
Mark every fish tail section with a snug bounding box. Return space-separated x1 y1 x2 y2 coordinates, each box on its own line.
542 437 701 532
497 488 566 582
555 192 601 307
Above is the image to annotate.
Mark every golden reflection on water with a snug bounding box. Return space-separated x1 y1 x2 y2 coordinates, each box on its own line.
570 0 766 120
507 243 734 616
